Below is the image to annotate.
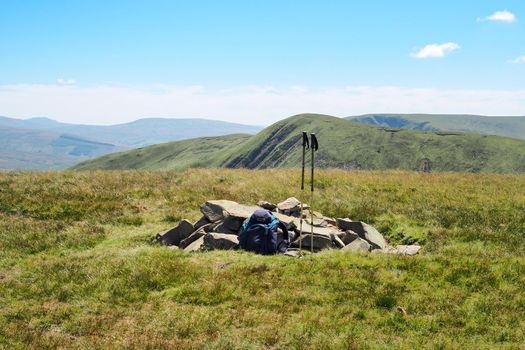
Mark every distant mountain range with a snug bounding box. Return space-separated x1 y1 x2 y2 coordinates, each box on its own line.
0 116 262 170
73 114 525 173
348 114 525 141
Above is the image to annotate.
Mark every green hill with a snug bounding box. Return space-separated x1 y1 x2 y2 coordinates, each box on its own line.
72 134 251 171
349 114 525 141
74 114 525 173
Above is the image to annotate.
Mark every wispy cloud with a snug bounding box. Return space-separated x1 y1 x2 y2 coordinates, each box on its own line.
510 56 525 64
56 78 76 86
478 10 516 23
410 42 460 59
1 84 524 125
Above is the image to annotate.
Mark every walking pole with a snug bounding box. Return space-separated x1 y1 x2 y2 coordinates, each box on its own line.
299 131 309 254
309 133 319 253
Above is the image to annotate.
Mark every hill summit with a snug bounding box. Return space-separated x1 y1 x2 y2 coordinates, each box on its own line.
73 113 525 173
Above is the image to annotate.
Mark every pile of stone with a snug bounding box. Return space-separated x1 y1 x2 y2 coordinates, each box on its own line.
156 197 421 256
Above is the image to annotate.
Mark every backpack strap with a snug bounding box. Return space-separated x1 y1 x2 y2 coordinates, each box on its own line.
277 221 289 241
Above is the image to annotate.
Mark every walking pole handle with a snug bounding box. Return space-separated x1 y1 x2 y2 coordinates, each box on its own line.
301 131 309 191
310 133 318 192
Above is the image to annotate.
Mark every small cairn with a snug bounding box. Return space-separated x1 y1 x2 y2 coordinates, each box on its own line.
156 198 421 256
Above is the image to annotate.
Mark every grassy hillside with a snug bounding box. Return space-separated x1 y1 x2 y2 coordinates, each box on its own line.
75 114 525 173
349 114 525 141
72 134 251 171
0 169 524 348
0 126 120 170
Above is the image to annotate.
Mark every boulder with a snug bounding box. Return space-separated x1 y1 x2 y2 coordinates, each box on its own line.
179 224 210 249
203 233 239 250
336 218 354 231
156 219 194 246
291 233 333 250
213 223 238 235
277 197 308 215
277 197 301 211
339 230 359 245
341 238 371 253
201 200 260 223
293 222 340 239
193 216 210 230
257 200 277 211
223 215 245 233
343 221 387 250
184 236 204 252
396 245 421 256
273 212 296 229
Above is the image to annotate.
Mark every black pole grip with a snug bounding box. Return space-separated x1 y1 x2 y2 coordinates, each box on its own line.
310 133 318 192
302 131 309 148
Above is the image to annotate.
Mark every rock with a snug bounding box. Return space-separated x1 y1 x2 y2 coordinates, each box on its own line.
343 221 387 250
336 218 354 231
201 200 260 223
223 215 245 233
203 233 239 250
277 197 309 215
257 200 277 211
179 224 210 249
397 306 408 316
341 238 371 253
277 197 301 211
332 234 346 249
340 230 359 245
396 245 421 256
156 219 194 246
273 212 296 229
193 216 210 230
283 249 302 258
305 215 328 227
213 223 238 235
291 233 334 250
324 217 337 226
184 236 204 252
293 222 340 239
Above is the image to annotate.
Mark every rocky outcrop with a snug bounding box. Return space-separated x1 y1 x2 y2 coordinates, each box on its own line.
157 197 421 256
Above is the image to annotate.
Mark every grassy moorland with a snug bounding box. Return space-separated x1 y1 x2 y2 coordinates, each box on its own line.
0 169 524 349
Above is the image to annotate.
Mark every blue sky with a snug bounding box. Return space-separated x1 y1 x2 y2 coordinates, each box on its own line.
1 0 524 124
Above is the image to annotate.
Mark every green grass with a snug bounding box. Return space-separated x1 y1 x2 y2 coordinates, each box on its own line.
1 169 524 349
73 114 525 173
350 114 525 141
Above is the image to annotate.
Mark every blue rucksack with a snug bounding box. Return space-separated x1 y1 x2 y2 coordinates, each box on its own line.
239 209 290 255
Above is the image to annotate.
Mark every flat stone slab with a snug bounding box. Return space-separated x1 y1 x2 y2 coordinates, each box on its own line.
341 238 371 253
343 221 387 250
396 245 421 256
204 232 239 250
291 233 333 250
293 222 340 238
184 236 204 252
201 200 260 222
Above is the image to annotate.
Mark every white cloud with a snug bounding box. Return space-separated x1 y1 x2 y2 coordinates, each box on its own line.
56 78 76 86
0 84 524 125
411 42 460 59
478 10 516 23
511 56 525 64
